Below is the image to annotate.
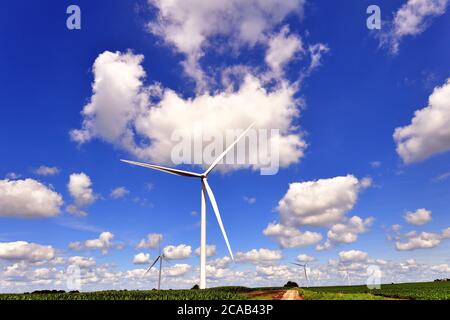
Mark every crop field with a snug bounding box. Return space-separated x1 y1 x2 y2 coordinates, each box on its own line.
304 281 450 300
0 282 449 300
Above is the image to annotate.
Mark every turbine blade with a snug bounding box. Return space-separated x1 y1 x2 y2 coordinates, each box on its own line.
121 159 201 178
145 256 160 275
290 262 305 267
202 178 234 261
203 122 255 176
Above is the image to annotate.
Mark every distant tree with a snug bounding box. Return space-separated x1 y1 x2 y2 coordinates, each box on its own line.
191 284 200 290
283 281 299 288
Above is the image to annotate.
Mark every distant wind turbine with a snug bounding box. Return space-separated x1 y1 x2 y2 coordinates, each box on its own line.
291 262 309 287
122 123 255 289
145 251 167 290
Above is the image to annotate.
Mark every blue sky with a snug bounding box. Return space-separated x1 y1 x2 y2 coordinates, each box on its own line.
1 0 450 291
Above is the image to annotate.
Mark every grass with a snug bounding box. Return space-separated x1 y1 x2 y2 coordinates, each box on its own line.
304 281 450 300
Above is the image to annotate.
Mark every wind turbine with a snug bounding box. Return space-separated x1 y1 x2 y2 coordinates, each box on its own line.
145 251 167 290
145 239 167 290
291 262 309 287
122 123 254 289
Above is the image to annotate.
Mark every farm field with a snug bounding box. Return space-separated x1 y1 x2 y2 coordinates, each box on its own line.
0 282 449 300
304 281 450 300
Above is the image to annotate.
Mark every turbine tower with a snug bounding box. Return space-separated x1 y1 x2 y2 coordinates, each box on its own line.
291 262 309 288
122 123 254 289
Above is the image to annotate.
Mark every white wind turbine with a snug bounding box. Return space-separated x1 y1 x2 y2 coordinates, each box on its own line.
122 123 254 289
145 250 167 290
291 262 309 288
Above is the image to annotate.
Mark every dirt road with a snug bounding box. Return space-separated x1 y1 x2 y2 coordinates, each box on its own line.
281 290 302 300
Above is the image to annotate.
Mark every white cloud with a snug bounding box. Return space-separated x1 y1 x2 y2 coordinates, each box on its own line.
235 248 282 264
70 51 307 172
147 0 304 84
110 186 129 199
0 241 55 262
395 231 442 250
394 78 450 163
265 25 303 76
67 173 97 216
68 241 82 251
137 233 163 249
68 256 96 268
277 175 371 227
307 43 329 72
133 253 151 265
255 265 294 279
194 245 216 257
381 0 449 53
317 216 374 250
208 256 232 269
163 244 192 260
34 166 60 176
164 264 192 277
296 254 314 263
404 208 432 225
338 250 368 263
0 178 63 218
84 232 116 254
431 264 450 273
263 222 322 248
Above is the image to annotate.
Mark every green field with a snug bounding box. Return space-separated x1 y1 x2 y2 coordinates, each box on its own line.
0 282 449 300
304 281 450 300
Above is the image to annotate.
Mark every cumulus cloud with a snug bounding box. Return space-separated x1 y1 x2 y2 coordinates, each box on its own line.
431 264 450 273
208 256 232 269
394 78 450 163
163 244 192 260
195 245 216 257
296 254 314 263
235 248 282 264
263 222 322 248
147 0 304 84
395 231 442 250
110 186 129 199
393 227 450 250
404 208 432 225
133 253 151 265
67 173 97 216
338 250 368 263
316 216 374 250
277 175 371 227
163 264 192 277
0 179 63 218
265 25 303 76
0 241 55 262
380 0 449 53
137 233 163 249
70 51 306 173
84 232 117 254
34 166 60 176
68 256 96 268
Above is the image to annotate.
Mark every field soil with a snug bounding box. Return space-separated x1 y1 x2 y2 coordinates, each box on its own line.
243 289 287 300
